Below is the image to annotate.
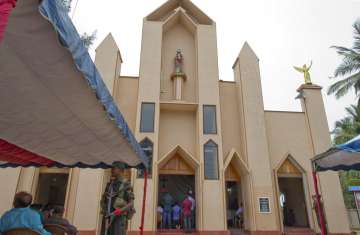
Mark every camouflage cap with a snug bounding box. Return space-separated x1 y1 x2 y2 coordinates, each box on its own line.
112 161 127 169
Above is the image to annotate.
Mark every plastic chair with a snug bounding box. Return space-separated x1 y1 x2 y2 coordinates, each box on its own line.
44 224 68 235
3 228 41 235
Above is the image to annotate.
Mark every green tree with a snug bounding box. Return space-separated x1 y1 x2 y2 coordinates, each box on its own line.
339 171 360 209
60 0 96 49
80 30 97 49
333 105 360 144
327 21 360 104
333 105 360 209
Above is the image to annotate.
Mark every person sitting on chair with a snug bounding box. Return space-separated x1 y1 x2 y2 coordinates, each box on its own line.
0 191 51 235
30 204 45 223
44 205 77 235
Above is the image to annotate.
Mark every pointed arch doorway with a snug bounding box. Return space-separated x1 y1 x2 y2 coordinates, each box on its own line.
275 155 311 231
224 149 252 232
157 146 199 230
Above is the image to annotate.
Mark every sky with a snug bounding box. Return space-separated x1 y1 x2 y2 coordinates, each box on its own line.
70 0 360 131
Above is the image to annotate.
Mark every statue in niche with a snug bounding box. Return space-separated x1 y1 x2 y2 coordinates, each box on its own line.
174 49 184 74
294 61 313 84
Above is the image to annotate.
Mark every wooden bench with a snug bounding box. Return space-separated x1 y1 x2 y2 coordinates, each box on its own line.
44 224 69 235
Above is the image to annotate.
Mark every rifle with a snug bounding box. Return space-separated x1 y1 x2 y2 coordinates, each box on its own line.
104 181 116 235
104 203 133 235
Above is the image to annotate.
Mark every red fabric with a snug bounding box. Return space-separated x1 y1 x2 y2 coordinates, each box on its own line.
113 208 122 216
0 0 16 44
140 169 148 235
182 198 192 217
0 139 55 166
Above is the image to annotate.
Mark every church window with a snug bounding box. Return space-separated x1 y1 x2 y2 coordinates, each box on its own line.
203 105 217 134
140 102 155 132
204 140 219 180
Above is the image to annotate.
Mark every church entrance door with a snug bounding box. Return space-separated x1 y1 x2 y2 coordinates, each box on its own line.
157 152 196 231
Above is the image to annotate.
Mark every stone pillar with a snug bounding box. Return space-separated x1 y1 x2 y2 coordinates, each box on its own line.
233 42 278 233
0 168 21 214
171 73 186 100
197 24 226 232
95 33 122 95
16 167 36 193
297 84 351 234
72 169 104 234
131 20 163 232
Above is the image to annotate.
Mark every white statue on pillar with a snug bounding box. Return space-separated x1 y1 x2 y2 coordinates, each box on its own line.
171 49 186 100
174 49 184 74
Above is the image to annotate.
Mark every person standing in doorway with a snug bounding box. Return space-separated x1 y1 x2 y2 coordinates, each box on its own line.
236 203 244 229
157 205 163 229
161 189 173 229
172 202 181 229
182 195 192 233
188 190 195 229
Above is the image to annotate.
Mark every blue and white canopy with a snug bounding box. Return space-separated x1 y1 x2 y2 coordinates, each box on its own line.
0 0 148 169
312 135 360 171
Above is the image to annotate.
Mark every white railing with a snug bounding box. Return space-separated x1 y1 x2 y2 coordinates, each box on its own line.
347 209 360 230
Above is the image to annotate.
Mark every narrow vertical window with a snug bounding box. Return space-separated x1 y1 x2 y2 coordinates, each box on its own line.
203 105 217 134
138 138 153 178
140 103 155 132
204 140 219 180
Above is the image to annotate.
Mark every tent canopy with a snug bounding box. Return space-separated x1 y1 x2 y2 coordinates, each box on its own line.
0 0 148 169
312 135 360 172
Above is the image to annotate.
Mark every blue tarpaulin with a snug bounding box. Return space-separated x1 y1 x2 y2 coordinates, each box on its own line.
312 135 360 171
0 0 148 169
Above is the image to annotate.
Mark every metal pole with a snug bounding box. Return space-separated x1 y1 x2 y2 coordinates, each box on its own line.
312 171 327 235
140 169 148 235
354 192 360 227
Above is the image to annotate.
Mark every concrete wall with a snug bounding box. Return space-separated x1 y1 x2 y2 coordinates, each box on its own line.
0 169 20 214
219 81 242 160
113 76 139 132
72 169 103 233
158 109 197 159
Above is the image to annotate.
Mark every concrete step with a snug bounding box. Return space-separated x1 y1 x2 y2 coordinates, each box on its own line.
284 227 315 235
229 229 247 235
156 229 199 235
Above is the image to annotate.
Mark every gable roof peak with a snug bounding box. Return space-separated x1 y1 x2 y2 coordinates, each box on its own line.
146 0 213 25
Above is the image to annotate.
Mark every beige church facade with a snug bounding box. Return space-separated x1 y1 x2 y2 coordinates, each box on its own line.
0 0 352 235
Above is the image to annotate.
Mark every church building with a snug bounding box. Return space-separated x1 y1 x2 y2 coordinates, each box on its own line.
0 0 351 235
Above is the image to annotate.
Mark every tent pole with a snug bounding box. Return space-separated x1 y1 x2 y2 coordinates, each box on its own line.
140 169 148 235
312 170 326 235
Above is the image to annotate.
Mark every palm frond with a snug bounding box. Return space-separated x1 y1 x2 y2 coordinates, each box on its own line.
331 46 359 56
345 105 358 118
353 21 360 51
334 59 360 77
327 73 360 98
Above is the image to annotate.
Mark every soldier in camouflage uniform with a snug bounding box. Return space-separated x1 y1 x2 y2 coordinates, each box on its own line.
100 162 135 235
